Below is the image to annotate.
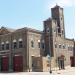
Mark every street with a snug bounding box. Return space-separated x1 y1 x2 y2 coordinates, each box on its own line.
0 67 75 75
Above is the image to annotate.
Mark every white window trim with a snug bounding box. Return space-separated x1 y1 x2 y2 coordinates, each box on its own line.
59 44 61 48
6 41 9 44
1 42 4 44
31 55 35 56
59 44 61 46
19 38 22 41
13 39 17 42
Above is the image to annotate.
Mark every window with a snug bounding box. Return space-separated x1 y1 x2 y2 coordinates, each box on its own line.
46 28 49 33
68 46 70 50
13 42 17 49
31 41 34 47
6 43 9 50
58 27 61 33
68 46 73 51
59 44 61 48
61 17 62 20
68 47 71 51
13 40 17 49
59 34 61 37
72 46 74 50
42 43 44 49
1 44 5 50
38 40 40 48
62 30 64 35
38 42 40 48
63 45 65 49
55 44 57 48
54 29 56 32
19 41 23 48
54 28 56 32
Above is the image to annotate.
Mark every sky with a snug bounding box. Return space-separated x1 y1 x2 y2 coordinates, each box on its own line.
0 0 75 39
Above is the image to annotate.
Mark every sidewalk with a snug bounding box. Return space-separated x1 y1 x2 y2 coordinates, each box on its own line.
0 67 75 75
14 67 75 75
52 66 75 75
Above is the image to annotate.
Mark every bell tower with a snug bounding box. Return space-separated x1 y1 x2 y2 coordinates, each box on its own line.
51 5 65 38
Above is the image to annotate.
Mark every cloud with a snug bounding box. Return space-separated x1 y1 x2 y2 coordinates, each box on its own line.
48 0 75 8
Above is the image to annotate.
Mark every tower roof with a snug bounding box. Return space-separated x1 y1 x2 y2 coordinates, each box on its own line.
52 4 63 9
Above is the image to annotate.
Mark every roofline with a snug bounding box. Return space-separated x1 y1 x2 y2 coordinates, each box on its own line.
65 38 74 41
51 5 63 9
0 27 42 36
15 27 42 34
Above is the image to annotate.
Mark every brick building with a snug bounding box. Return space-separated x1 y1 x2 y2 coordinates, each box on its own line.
43 5 75 71
0 5 74 72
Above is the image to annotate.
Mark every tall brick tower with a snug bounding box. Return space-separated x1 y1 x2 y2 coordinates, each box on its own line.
44 18 56 57
43 5 65 57
51 5 65 38
43 18 56 56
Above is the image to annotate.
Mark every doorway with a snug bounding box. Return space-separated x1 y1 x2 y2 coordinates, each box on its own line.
32 56 43 72
13 55 23 72
70 56 75 67
1 56 9 71
58 56 65 70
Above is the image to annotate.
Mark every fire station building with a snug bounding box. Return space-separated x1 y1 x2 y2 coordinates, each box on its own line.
0 5 75 72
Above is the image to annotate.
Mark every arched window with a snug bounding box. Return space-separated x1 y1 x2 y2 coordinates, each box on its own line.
6 41 9 50
13 40 17 49
1 42 5 50
31 41 34 47
46 28 49 33
59 44 61 48
41 40 45 49
63 44 65 49
38 40 40 48
19 39 23 48
55 44 57 48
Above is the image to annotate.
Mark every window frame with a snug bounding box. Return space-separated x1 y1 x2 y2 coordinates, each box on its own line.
19 41 23 48
59 44 62 48
31 40 34 48
1 44 5 50
13 41 17 49
6 43 9 50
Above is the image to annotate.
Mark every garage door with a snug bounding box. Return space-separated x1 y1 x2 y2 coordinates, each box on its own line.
1 56 9 71
13 55 23 72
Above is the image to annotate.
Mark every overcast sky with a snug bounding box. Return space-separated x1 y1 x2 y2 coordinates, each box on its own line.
0 0 75 39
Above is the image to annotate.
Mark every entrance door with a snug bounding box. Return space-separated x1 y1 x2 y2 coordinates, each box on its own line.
13 56 23 72
70 57 74 67
1 56 9 71
58 57 64 70
32 57 43 72
60 60 64 69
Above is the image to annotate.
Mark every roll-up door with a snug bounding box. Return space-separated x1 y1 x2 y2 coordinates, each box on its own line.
13 55 23 72
1 56 9 71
